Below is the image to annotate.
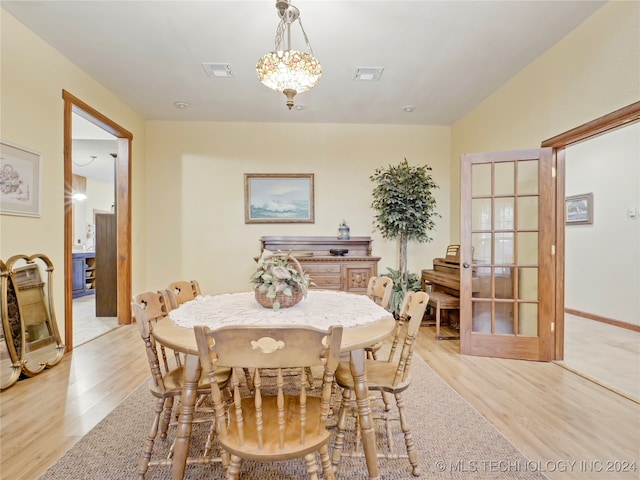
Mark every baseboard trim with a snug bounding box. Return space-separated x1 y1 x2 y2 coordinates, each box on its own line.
565 308 640 332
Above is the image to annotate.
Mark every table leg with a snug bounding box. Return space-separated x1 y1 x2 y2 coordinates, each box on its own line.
172 353 201 480
349 347 380 480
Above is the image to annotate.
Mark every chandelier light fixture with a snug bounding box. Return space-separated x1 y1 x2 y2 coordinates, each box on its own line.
256 0 322 110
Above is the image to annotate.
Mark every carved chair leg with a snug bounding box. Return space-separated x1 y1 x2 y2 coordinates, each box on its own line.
319 444 335 480
227 454 242 480
396 391 420 476
159 396 174 439
329 380 342 415
217 418 230 469
331 387 354 466
304 451 320 480
138 397 164 479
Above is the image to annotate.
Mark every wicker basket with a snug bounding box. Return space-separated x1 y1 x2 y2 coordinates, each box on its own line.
255 286 304 309
254 253 306 309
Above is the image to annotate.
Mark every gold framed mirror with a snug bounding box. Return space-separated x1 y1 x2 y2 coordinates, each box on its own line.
5 254 64 377
0 260 23 390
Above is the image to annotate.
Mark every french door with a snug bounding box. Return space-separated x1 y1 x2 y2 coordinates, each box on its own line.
460 148 555 361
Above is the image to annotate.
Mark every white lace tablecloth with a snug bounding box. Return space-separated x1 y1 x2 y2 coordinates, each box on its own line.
168 290 391 330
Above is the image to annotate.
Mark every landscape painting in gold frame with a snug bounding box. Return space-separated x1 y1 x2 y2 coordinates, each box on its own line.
244 173 314 224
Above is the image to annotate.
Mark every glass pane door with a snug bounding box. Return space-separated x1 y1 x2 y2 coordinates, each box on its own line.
460 148 554 361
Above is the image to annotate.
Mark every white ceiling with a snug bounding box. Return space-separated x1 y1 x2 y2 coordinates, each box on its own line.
4 0 606 127
72 114 117 184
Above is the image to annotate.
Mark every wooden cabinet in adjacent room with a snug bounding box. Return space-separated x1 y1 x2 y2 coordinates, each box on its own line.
72 252 96 298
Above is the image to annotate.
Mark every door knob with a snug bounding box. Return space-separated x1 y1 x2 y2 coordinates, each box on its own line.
463 263 470 268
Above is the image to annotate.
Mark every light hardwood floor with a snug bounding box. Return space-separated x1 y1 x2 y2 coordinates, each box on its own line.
1 323 638 480
558 314 639 401
418 325 639 479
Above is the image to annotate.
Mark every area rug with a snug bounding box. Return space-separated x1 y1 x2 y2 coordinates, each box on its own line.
38 354 548 480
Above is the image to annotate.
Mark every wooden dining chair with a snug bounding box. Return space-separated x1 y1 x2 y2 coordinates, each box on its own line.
365 276 394 360
132 291 231 479
367 276 394 309
163 279 201 310
162 280 259 392
194 324 344 480
161 280 206 379
331 290 429 477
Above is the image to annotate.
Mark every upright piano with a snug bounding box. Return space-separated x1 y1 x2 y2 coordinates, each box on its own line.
421 244 462 297
422 245 510 299
421 245 465 337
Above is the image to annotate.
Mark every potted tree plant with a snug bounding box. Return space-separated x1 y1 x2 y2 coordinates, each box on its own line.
370 158 440 315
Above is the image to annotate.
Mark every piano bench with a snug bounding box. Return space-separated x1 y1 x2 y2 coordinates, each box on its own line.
426 291 460 340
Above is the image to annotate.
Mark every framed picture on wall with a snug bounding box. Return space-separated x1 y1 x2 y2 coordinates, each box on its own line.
566 193 593 225
0 140 42 217
244 173 314 224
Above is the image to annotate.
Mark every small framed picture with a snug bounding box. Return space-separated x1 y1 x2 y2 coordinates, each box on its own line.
566 193 593 225
1 140 42 217
244 173 314 224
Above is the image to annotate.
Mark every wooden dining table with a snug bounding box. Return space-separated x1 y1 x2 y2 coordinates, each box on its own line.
152 290 396 480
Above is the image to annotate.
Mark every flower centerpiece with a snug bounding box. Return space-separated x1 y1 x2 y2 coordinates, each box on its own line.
251 250 311 310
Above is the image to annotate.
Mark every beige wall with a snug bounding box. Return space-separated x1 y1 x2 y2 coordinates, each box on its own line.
0 10 147 332
145 122 451 294
450 1 640 241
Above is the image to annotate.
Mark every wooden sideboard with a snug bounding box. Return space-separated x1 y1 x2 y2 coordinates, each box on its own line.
259 236 381 294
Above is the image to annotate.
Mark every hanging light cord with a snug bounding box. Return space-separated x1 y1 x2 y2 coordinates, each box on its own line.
73 155 97 167
274 8 314 55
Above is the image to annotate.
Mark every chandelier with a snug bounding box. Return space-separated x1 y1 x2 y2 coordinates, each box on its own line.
256 0 322 110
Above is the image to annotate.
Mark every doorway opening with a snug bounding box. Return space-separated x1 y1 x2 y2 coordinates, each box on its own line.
542 101 640 401
558 124 639 400
70 114 118 347
63 90 133 352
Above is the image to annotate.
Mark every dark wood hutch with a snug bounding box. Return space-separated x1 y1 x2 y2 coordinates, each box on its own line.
259 236 380 294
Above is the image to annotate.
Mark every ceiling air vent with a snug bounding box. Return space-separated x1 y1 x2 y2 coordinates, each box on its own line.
201 63 234 78
354 67 384 81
